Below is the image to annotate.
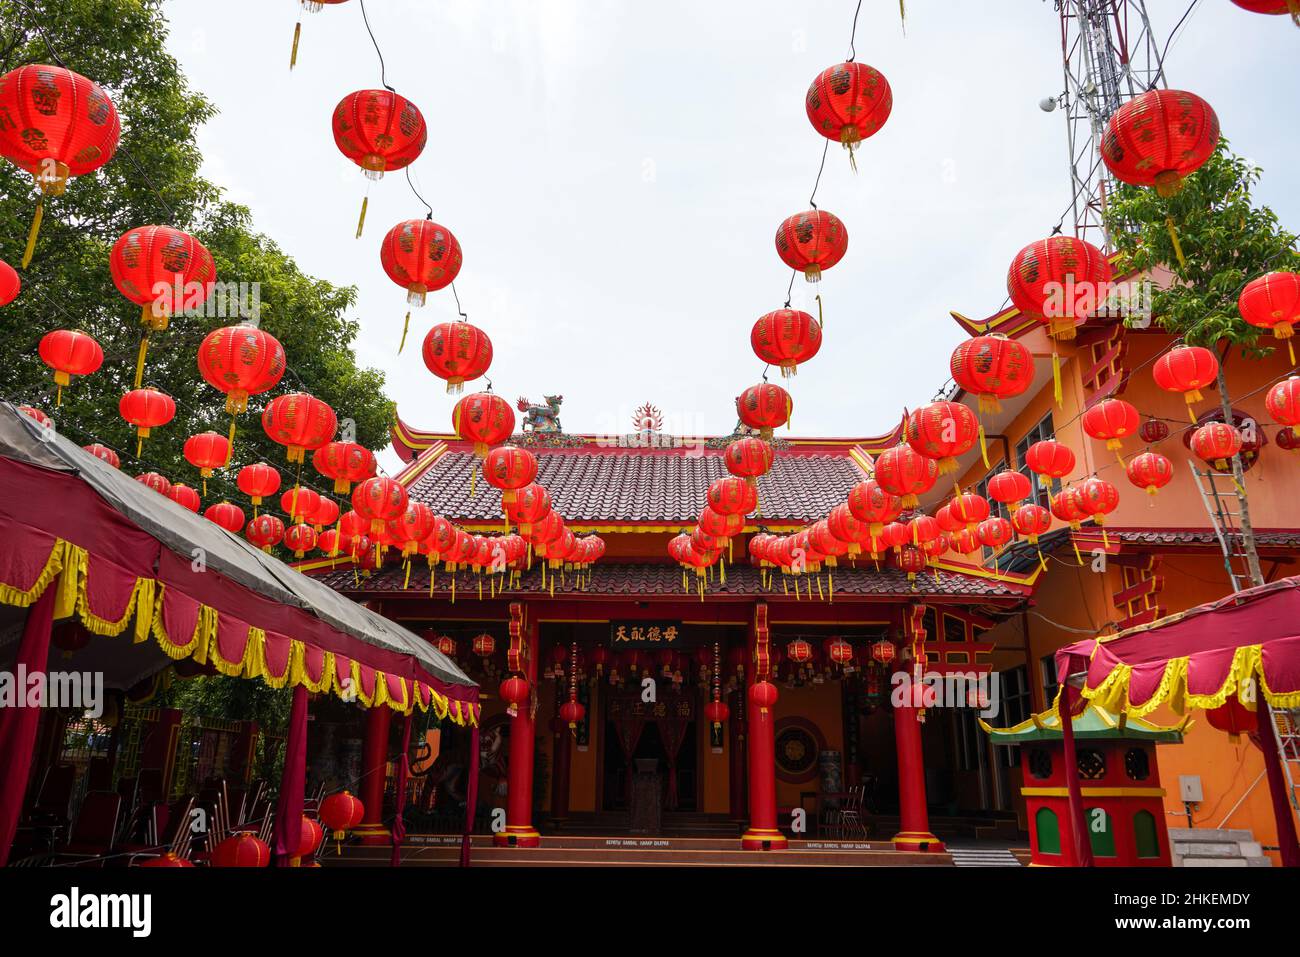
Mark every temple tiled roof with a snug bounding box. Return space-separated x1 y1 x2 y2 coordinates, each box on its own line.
315 561 1032 602
405 447 865 525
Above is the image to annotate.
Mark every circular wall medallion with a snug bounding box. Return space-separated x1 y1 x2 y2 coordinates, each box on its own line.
773 717 826 784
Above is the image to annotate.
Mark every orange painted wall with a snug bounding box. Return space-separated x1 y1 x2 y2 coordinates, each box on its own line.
771 681 844 810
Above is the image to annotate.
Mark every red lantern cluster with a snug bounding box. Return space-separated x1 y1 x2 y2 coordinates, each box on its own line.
262 393 337 463
1007 236 1112 340
735 383 792 440
198 325 286 414
805 62 892 166
38 330 102 404
381 219 462 306
1153 345 1219 421
453 392 515 459
423 321 493 394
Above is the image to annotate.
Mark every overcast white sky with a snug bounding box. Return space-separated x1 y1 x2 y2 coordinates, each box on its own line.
161 0 1298 467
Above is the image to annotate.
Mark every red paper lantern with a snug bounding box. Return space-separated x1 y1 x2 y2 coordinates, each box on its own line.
167 483 200 513
280 486 321 524
284 523 317 558
1265 376 1300 426
0 65 119 268
907 401 983 473
1101 89 1219 197
893 543 928 582
805 62 892 164
352 476 409 537
381 219 462 306
1011 503 1052 544
262 393 337 463
500 675 529 716
786 639 813 664
332 89 426 179
1007 236 1112 339
1206 696 1258 743
977 517 1014 550
83 444 119 468
296 816 324 860
870 639 896 665
1139 418 1170 444
707 477 758 517
183 431 230 482
204 501 246 534
847 479 903 536
950 334 1034 414
483 445 538 503
748 680 779 713
110 225 217 330
38 329 102 402
0 260 18 305
1190 422 1243 470
949 492 991 529
119 387 175 447
1277 427 1300 451
873 445 938 509
1239 271 1300 359
453 392 516 458
246 513 286 552
1230 0 1298 19
1050 486 1089 531
472 633 497 658
197 325 286 414
908 514 942 546
699 506 744 543
703 699 730 728
775 209 848 282
1153 345 1219 417
935 503 962 534
750 308 822 377
318 790 365 842
138 852 194 867
504 483 552 536
736 383 792 439
987 470 1032 511
1126 451 1174 498
388 503 436 558
17 405 51 429
212 833 269 868
237 463 281 505
310 496 340 529
312 441 375 494
1024 439 1075 480
422 321 493 394
1082 398 1140 456
724 437 774 484
135 472 171 495
559 699 586 729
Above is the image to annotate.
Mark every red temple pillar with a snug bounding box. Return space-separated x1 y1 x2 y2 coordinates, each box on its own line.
891 666 943 852
742 603 786 850
496 612 540 847
356 704 392 845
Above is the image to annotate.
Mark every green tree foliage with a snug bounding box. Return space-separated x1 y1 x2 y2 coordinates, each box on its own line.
1106 144 1298 347
1105 143 1299 587
0 0 393 508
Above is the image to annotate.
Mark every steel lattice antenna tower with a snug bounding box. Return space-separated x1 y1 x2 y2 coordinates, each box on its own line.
1052 0 1167 249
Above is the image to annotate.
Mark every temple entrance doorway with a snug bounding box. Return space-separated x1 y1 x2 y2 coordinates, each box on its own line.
600 687 698 819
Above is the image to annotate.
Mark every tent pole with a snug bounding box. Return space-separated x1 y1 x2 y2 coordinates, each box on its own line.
1058 685 1094 867
1258 696 1300 867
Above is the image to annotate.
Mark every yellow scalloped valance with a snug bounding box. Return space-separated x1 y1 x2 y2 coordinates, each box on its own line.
0 537 477 724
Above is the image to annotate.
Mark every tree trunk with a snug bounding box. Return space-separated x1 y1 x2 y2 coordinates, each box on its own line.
1215 359 1266 589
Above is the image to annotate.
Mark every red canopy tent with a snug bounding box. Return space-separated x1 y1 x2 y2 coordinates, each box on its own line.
0 405 481 866
1055 576 1300 867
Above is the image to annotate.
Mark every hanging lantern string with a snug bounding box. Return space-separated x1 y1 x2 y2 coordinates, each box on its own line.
358 0 397 93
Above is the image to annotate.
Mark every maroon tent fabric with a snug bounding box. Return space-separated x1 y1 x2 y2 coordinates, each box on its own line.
459 723 480 868
273 684 309 865
0 585 56 867
391 711 413 867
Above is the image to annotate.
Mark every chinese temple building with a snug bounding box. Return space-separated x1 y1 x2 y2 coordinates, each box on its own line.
301 281 1300 862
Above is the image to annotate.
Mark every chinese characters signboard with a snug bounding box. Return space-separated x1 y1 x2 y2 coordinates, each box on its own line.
610 621 682 646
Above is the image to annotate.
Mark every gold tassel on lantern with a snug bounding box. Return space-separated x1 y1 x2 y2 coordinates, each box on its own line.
290 20 302 68
398 312 411 354
21 196 44 270
356 193 369 239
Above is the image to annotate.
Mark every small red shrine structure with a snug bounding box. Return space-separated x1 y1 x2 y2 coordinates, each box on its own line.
984 704 1186 866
